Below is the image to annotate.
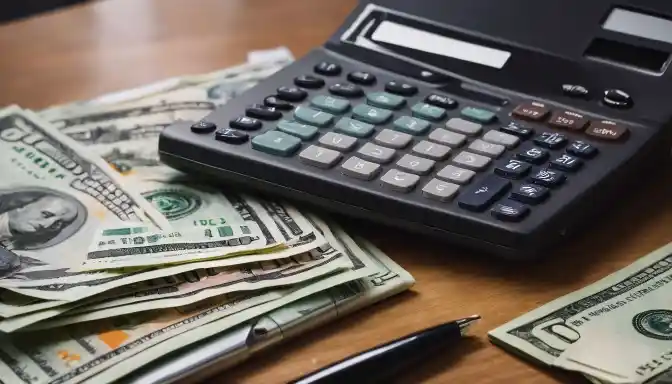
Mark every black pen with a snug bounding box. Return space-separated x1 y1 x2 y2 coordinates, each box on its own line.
288 315 481 384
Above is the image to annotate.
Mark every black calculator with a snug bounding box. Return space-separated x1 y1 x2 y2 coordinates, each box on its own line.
159 0 672 259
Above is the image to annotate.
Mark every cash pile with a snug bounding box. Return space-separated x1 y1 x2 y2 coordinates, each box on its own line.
489 242 672 384
0 48 415 384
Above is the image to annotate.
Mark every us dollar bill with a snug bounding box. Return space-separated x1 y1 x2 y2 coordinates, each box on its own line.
115 236 415 384
488 242 672 383
0 217 375 384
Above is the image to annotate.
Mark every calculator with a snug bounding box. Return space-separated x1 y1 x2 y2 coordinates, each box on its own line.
159 0 672 259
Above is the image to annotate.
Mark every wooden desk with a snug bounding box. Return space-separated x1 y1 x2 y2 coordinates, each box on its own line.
1 1 671 383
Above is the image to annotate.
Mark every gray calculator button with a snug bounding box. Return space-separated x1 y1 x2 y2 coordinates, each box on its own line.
357 142 396 164
380 169 420 192
452 151 491 170
468 139 506 158
482 130 520 149
436 165 475 184
393 116 430 135
412 140 451 160
366 92 406 109
319 132 357 151
293 105 334 127
428 128 466 147
352 104 393 124
299 145 342 168
341 156 381 180
422 179 460 201
335 117 375 138
396 154 435 175
310 95 350 114
374 129 412 149
445 118 482 136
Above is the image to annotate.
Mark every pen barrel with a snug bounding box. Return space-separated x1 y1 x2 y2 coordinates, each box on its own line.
289 322 462 384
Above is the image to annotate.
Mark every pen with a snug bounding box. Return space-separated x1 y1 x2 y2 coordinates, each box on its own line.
287 315 481 384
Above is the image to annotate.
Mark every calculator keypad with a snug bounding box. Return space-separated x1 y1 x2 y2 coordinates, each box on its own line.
208 58 636 225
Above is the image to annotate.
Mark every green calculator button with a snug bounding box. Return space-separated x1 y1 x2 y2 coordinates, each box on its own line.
251 130 301 156
411 103 446 121
335 117 375 138
310 95 350 114
352 104 392 124
393 116 430 136
276 119 319 140
460 106 496 124
366 92 406 110
293 105 334 127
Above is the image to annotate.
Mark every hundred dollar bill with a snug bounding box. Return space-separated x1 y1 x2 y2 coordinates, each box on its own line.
115 237 415 384
488 242 672 383
0 217 374 384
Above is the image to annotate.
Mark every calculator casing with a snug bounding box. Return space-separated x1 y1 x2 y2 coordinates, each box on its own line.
159 0 672 259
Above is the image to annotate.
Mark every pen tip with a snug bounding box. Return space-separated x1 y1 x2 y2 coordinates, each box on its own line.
457 315 481 332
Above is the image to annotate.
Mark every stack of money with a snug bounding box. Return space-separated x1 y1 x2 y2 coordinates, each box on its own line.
489 242 672 384
0 48 415 384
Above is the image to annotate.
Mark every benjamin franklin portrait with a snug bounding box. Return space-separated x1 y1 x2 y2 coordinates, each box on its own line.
0 187 87 278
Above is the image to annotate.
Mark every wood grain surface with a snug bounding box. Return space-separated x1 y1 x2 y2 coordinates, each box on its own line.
1 0 670 383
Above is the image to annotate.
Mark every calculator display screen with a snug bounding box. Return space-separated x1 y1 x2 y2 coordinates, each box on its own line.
370 20 511 69
603 8 672 45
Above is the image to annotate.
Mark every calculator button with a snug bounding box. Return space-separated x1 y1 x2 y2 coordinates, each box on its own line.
347 71 376 85
335 117 375 138
215 128 248 144
562 84 589 98
396 154 435 175
425 94 458 109
530 168 565 188
229 116 262 131
310 95 350 114
452 151 491 171
482 130 519 149
468 139 505 158
445 118 482 136
293 105 334 127
190 121 216 134
294 75 325 89
314 62 341 76
264 96 293 111
549 154 583 172
412 140 451 160
457 174 511 212
460 107 496 124
246 105 282 121
585 120 629 141
534 132 567 149
422 179 460 202
411 103 446 122
491 200 530 222
374 129 412 149
494 159 530 179
567 141 598 158
251 131 301 156
436 165 475 185
393 116 430 136
428 128 466 148
276 120 319 140
319 132 357 152
276 86 307 102
366 92 406 110
603 89 632 109
512 102 550 121
329 83 364 98
352 104 393 124
299 145 342 169
510 184 549 205
341 156 381 180
499 122 533 139
357 143 396 164
385 81 418 96
516 145 549 164
380 169 420 192
548 110 588 131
